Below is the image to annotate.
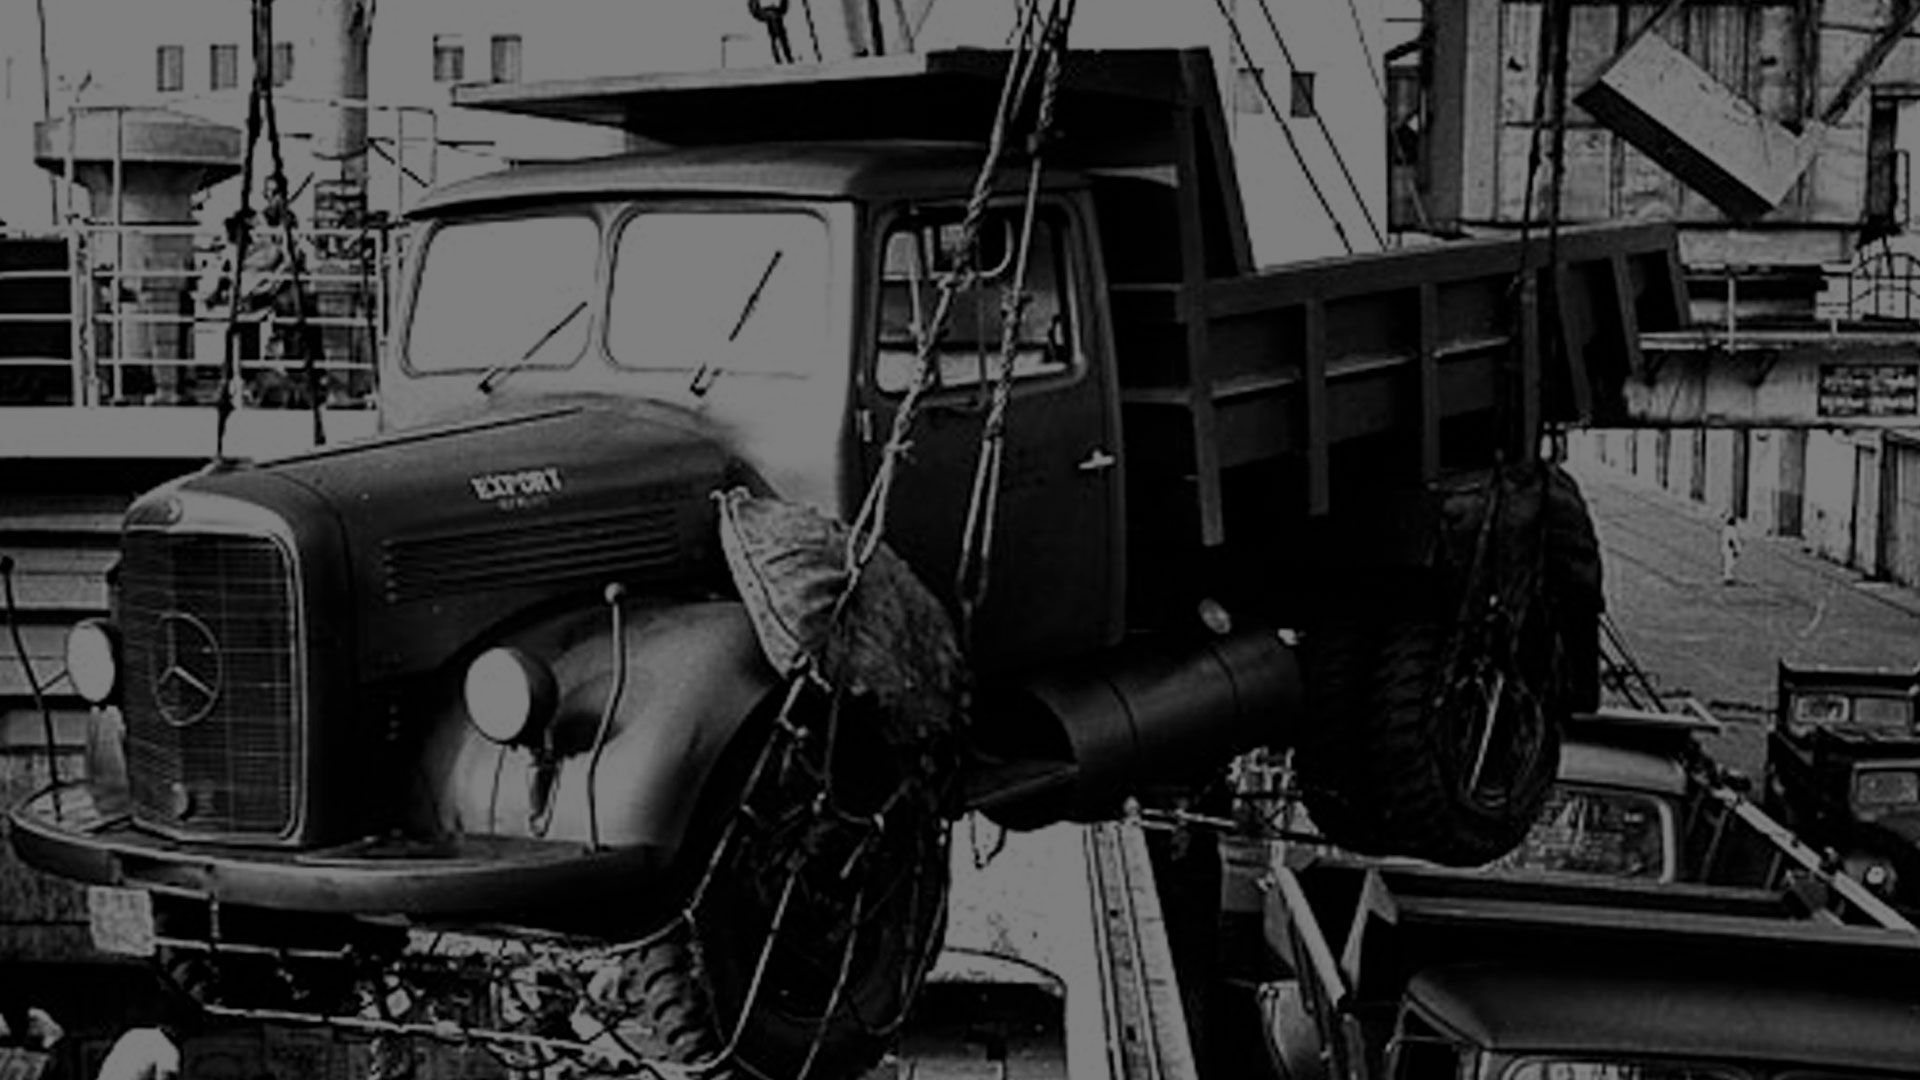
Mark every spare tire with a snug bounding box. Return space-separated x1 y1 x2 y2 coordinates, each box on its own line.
1294 464 1598 866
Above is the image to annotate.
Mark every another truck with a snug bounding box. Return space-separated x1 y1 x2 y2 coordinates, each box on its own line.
1767 661 1920 905
1263 860 1920 1080
6 48 1683 1078
1260 698 1919 1080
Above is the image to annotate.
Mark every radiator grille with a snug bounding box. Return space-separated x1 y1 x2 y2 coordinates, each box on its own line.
122 530 300 838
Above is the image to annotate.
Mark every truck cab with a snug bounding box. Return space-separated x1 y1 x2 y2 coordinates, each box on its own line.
383 142 1125 675
1270 863 1920 1080
1768 662 1920 902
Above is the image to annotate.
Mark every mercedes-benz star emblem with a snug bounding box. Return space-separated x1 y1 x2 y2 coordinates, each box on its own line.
151 611 223 727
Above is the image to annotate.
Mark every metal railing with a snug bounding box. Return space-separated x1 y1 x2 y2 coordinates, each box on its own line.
0 221 397 409
1842 239 1920 323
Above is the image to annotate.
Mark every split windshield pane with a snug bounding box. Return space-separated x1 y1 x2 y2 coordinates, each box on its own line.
407 214 599 374
607 210 830 377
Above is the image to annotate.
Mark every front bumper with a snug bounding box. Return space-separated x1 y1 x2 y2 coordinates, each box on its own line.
10 786 666 916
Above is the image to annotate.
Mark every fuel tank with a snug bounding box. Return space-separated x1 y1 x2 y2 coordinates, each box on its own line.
967 628 1302 828
130 399 750 684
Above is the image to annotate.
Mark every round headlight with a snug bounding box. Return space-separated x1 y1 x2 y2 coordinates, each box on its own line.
65 620 120 704
463 647 557 745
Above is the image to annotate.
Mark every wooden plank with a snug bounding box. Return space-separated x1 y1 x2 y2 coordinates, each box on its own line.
1555 263 1594 421
1203 222 1680 319
1418 283 1441 480
1520 275 1542 457
1576 30 1818 220
1610 254 1647 381
1179 51 1254 276
1304 300 1330 516
1172 96 1226 547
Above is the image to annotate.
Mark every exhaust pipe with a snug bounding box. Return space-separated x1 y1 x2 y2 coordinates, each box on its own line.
965 629 1301 829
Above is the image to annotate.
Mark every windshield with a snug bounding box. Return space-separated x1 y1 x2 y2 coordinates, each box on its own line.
607 210 830 376
1788 691 1915 736
1482 784 1672 880
407 214 599 374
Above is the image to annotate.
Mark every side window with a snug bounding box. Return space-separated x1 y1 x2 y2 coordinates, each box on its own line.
874 206 1076 394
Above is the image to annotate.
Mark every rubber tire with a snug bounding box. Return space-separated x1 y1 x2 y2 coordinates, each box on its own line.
629 704 950 1080
1543 464 1603 714
1296 465 1598 866
1297 594 1562 866
606 934 731 1069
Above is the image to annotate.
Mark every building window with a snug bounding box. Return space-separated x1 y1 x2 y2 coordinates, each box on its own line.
271 42 294 87
490 35 522 83
1233 66 1266 115
433 35 466 83
210 43 239 90
156 45 185 92
1290 71 1317 119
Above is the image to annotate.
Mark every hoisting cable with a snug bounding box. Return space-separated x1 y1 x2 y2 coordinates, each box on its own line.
1206 0 1356 254
260 12 1073 1075
800 0 822 62
254 0 327 446
656 9 1069 1075
1505 0 1574 456
1247 0 1385 248
1543 0 1573 305
214 1 269 462
840 0 1050 586
954 0 1077 645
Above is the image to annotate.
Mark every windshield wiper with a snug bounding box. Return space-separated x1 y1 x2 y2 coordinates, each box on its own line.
690 249 785 397
477 300 589 394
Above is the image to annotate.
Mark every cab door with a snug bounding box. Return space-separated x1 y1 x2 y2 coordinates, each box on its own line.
857 197 1121 676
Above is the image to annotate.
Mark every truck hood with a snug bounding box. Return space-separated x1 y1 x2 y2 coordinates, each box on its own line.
148 400 752 681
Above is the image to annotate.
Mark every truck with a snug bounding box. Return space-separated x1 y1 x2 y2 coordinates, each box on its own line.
5 46 1683 1079
1262 858 1920 1080
1259 696 1919 1080
1766 661 1920 907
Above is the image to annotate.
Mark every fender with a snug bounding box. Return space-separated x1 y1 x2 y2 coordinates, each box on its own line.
423 600 779 859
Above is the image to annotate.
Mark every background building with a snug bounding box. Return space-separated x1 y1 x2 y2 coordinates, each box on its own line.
0 0 1389 266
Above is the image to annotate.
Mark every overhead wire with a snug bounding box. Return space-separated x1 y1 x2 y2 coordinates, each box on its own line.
1247 0 1385 248
254 0 326 445
1205 0 1357 254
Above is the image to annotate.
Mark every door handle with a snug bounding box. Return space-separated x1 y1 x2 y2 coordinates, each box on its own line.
1078 447 1117 473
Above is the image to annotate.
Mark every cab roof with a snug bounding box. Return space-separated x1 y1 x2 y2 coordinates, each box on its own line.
408 141 1080 218
1408 963 1920 1070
